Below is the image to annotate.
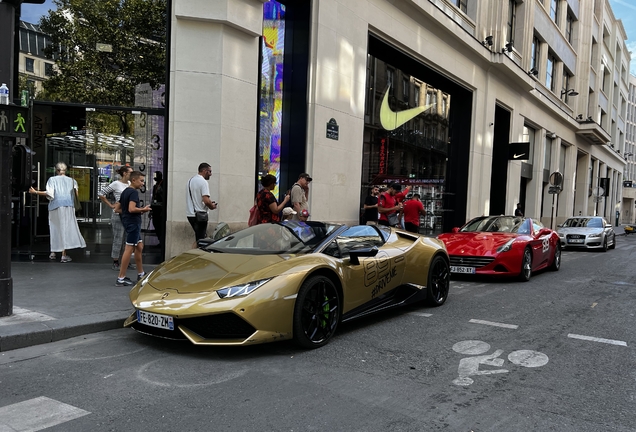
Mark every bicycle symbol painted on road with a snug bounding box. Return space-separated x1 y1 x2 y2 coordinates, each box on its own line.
452 340 549 386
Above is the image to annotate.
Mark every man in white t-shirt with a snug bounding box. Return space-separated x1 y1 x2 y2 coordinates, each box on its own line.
186 162 218 248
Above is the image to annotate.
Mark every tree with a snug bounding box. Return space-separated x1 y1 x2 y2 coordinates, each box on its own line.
38 0 166 108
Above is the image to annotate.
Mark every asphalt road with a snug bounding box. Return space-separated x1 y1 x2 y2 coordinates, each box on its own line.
1 236 635 432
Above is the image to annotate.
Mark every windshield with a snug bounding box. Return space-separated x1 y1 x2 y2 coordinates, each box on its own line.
460 216 523 233
562 217 603 228
204 221 342 255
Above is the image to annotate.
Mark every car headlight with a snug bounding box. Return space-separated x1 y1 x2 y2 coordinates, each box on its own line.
557 232 564 238
217 278 272 299
496 239 515 253
588 233 601 238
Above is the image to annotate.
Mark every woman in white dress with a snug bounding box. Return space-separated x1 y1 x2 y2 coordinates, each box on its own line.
29 162 86 262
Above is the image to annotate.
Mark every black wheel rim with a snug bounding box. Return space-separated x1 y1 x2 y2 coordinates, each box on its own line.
430 259 450 303
300 280 339 344
522 250 532 279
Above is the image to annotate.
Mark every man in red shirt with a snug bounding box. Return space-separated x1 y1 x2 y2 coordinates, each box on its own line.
402 193 426 233
378 183 403 227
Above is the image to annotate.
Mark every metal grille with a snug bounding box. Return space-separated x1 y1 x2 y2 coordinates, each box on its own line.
449 256 495 268
180 313 256 340
566 234 584 239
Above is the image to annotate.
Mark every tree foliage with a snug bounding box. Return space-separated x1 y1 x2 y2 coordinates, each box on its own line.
38 0 166 107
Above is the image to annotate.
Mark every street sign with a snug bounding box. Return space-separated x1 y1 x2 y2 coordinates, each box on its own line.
548 186 561 194
326 118 339 140
549 171 563 187
0 105 29 138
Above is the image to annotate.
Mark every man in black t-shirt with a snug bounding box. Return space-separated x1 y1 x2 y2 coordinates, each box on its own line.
363 185 380 225
114 171 151 286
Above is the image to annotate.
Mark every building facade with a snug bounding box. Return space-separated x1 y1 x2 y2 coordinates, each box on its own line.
165 0 630 257
18 21 56 95
621 73 636 222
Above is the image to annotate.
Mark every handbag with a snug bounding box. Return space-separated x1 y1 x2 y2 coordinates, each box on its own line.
387 212 399 227
71 181 81 213
188 178 208 222
248 201 259 226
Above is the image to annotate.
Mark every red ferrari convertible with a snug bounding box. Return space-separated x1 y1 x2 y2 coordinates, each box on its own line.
437 216 561 281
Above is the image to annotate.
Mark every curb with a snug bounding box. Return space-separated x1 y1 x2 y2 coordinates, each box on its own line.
0 310 132 352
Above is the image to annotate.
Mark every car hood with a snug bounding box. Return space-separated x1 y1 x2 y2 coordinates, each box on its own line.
145 250 290 294
438 232 518 255
557 227 603 235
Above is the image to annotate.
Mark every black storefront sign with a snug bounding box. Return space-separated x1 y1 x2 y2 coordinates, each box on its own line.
508 142 530 160
326 118 339 140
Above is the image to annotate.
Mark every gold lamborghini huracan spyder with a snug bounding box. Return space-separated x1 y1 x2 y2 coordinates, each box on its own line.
124 221 450 349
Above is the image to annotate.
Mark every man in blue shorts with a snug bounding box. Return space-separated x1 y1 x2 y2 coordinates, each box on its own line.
115 171 151 286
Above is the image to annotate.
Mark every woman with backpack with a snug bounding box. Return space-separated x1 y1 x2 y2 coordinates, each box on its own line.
256 174 290 223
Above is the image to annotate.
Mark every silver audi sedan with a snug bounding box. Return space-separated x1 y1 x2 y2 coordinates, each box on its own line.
556 216 616 251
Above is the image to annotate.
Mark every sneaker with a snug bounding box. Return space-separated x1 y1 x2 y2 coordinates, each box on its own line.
112 261 120 271
137 272 146 281
115 277 134 287
60 256 72 263
49 253 56 260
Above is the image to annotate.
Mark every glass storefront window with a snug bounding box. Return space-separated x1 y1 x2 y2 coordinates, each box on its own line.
361 56 451 234
258 0 286 197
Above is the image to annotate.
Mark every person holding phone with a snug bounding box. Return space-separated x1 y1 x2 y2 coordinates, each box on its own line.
186 162 218 248
114 171 152 286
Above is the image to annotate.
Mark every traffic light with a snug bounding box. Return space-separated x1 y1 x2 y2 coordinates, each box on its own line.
11 143 33 192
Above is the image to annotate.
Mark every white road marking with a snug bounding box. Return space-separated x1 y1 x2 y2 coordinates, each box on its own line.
0 396 89 431
567 333 627 346
0 307 55 327
469 319 519 329
508 350 549 367
408 312 432 317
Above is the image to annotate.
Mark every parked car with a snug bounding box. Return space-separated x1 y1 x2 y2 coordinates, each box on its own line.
125 221 450 349
437 216 561 282
556 216 616 251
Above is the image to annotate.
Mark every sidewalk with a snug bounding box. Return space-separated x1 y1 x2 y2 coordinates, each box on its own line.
0 260 148 352
0 223 630 352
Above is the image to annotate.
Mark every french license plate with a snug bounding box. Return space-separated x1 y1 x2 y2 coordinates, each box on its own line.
568 239 584 244
137 310 174 330
450 266 476 274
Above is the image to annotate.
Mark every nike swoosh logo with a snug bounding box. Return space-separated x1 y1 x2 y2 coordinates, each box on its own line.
513 153 526 159
380 85 433 130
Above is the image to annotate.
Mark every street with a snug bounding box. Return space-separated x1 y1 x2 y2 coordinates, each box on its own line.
1 236 635 431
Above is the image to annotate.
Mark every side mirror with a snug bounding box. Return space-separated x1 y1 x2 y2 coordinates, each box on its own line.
197 238 214 249
349 246 379 265
452 227 460 233
536 228 551 237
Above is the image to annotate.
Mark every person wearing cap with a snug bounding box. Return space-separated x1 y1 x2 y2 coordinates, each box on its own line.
378 183 404 227
291 173 311 220
299 209 310 221
282 207 296 220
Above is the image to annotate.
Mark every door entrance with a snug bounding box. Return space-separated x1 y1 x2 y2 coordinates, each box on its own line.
11 102 165 264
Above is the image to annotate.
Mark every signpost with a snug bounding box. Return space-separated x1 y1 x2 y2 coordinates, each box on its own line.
1 0 41 318
549 171 563 229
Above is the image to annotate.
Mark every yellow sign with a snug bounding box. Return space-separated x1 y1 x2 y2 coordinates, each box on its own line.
69 167 91 202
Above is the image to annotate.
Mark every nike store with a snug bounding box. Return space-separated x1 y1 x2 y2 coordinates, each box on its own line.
361 36 473 233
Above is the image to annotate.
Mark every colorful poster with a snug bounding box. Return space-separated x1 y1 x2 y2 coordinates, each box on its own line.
258 0 286 197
